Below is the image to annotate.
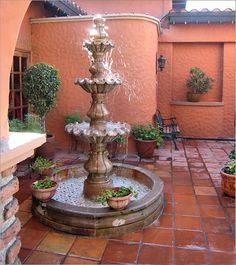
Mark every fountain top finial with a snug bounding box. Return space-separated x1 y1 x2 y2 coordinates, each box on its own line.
89 14 108 41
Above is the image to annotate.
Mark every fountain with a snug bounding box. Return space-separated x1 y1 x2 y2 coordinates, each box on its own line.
32 15 164 237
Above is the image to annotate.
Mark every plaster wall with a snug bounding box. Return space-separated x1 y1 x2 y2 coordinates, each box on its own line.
158 23 235 138
31 16 159 149
0 0 31 140
76 0 172 17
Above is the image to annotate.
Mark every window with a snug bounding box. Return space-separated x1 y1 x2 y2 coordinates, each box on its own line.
9 51 30 120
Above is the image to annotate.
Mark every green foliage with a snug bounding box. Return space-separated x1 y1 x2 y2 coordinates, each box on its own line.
97 186 138 205
229 148 235 160
224 159 236 175
64 110 81 125
131 122 163 144
31 156 54 172
113 135 126 144
9 114 42 133
32 176 56 189
186 67 214 94
23 62 61 121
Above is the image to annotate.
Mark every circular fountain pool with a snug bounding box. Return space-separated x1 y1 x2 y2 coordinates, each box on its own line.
32 163 164 237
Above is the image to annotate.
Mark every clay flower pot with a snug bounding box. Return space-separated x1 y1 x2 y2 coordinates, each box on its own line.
31 182 58 202
220 170 235 197
187 92 202 102
135 139 157 158
107 188 132 210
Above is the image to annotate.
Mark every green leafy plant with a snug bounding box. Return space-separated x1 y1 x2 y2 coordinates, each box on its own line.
23 62 61 132
31 156 54 172
224 159 236 175
97 186 138 205
131 122 163 144
186 67 214 94
32 176 57 189
9 114 42 133
113 135 126 144
229 148 235 160
64 110 81 125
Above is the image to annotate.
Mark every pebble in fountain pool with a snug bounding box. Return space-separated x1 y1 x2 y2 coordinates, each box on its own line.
53 174 150 208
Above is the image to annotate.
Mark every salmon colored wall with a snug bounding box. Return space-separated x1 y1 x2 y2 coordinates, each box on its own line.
158 23 235 138
77 0 172 17
16 1 53 52
0 0 30 140
31 17 159 149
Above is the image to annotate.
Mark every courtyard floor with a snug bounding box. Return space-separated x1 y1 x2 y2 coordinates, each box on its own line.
16 139 235 264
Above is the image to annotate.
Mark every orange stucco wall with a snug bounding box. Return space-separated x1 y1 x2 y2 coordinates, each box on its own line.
158 23 235 138
0 0 31 140
31 17 159 149
77 0 172 17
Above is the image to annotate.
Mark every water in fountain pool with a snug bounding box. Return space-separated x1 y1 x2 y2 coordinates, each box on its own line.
53 173 150 208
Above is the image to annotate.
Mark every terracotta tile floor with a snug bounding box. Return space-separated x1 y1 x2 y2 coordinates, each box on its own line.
15 140 236 264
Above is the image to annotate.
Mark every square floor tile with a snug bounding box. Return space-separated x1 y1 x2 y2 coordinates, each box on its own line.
36 231 76 255
63 256 98 264
23 216 50 231
25 250 64 264
175 248 209 265
202 217 231 234
194 186 217 196
207 233 235 252
149 214 173 229
173 185 194 195
209 251 236 265
69 237 107 260
196 195 221 206
19 248 32 263
175 230 207 250
111 231 142 243
16 211 32 227
143 228 174 246
19 199 32 212
102 241 139 264
199 205 226 219
175 216 201 230
138 245 173 264
174 194 197 205
174 204 200 216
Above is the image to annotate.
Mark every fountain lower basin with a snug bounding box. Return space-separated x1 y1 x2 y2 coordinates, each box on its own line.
32 163 164 237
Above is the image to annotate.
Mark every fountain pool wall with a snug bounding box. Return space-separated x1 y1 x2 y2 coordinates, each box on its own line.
31 14 160 151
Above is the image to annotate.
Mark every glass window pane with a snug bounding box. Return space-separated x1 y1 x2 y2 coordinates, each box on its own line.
21 57 27 72
13 56 20 72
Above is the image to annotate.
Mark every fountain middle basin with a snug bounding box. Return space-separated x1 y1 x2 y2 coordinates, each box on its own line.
32 163 164 237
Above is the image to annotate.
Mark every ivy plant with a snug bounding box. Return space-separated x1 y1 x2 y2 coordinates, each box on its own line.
23 62 61 132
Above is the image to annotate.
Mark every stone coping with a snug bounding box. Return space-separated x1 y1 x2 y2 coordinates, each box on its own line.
170 101 224 107
0 132 46 172
30 13 160 34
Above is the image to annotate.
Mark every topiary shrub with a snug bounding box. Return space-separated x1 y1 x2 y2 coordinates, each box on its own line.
23 63 61 132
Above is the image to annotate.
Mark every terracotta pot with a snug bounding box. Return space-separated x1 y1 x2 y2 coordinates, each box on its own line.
135 139 157 158
220 170 235 197
36 134 55 159
107 188 132 210
31 182 58 202
187 92 202 102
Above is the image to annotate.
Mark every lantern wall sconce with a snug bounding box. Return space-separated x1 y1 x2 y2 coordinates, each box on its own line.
157 54 166 72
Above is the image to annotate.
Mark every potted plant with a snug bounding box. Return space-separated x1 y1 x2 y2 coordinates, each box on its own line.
31 176 58 202
186 67 214 102
97 186 138 210
23 62 61 159
221 149 235 197
31 156 55 176
131 122 163 158
64 110 81 125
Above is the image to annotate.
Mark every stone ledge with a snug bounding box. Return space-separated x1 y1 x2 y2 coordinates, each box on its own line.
0 132 46 172
170 101 224 107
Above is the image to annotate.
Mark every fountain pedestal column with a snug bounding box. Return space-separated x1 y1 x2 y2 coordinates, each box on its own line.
84 142 113 199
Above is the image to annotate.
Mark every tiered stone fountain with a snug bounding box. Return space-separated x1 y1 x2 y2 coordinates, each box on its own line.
32 15 164 237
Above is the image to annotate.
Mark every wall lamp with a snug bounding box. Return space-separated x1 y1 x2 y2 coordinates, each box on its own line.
157 54 166 72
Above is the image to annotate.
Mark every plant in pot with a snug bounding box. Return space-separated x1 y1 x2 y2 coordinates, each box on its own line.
186 67 214 102
31 176 58 202
131 122 163 158
220 149 235 197
23 62 61 159
97 186 138 210
31 156 55 177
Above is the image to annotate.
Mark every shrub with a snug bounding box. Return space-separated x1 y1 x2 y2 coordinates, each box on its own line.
186 67 214 94
131 122 163 144
23 62 61 131
9 114 42 133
